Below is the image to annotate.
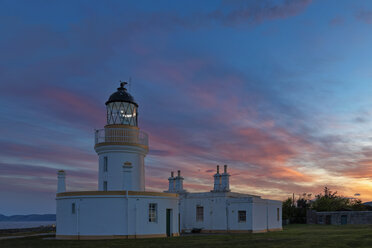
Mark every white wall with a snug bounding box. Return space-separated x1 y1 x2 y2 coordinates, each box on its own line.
126 196 179 235
227 201 253 231
180 192 282 233
95 145 147 191
180 193 229 231
251 198 282 231
251 199 268 232
56 196 127 236
267 200 282 230
56 194 179 237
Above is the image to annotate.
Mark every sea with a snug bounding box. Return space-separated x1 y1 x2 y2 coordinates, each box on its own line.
0 221 55 230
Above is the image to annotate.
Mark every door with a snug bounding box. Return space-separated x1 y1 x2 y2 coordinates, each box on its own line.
166 209 172 237
341 215 347 225
325 215 331 225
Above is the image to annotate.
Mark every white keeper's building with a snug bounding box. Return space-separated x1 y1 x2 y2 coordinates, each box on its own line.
56 83 282 239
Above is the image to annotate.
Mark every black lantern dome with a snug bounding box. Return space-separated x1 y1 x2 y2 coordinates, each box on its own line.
106 82 138 127
105 82 138 106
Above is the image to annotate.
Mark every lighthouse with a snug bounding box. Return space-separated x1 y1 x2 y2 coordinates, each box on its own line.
94 82 148 191
55 82 281 240
56 82 179 239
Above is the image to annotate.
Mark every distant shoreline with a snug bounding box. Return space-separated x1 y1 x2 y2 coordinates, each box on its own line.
0 221 56 230
0 214 56 222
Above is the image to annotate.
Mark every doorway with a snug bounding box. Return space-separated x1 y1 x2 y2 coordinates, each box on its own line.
325 215 331 225
341 215 347 225
166 209 172 237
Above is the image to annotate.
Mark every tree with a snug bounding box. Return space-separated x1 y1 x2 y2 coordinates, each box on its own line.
312 187 368 212
282 187 371 224
282 197 294 221
282 193 311 223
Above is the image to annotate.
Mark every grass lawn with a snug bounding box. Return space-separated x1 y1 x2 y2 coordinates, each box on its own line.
1 224 372 248
0 230 54 237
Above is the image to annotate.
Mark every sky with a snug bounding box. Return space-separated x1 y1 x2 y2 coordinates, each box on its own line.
1 0 372 215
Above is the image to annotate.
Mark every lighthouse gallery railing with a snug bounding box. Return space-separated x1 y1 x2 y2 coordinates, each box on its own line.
95 127 148 147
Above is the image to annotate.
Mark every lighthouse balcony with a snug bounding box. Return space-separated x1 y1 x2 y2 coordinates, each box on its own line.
95 127 148 148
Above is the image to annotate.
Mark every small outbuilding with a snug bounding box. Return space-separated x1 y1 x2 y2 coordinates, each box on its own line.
307 210 372 225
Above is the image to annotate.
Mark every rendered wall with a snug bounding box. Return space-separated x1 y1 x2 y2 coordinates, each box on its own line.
56 196 127 236
180 193 229 231
126 196 179 236
266 200 282 230
251 198 282 232
227 201 253 231
96 145 146 191
180 192 282 233
56 194 179 237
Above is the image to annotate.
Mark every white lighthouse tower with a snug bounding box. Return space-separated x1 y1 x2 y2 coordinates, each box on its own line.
56 82 179 239
94 82 148 191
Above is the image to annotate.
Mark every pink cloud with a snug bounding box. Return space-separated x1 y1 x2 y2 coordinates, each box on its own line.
40 86 106 127
356 10 372 24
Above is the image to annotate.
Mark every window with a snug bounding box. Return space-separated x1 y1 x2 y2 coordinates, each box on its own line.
196 205 204 222
277 208 280 221
72 203 76 214
106 102 138 126
238 210 246 222
149 203 157 222
103 181 108 191
103 156 108 172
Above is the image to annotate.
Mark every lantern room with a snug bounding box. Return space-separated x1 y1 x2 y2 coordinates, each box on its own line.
105 82 138 126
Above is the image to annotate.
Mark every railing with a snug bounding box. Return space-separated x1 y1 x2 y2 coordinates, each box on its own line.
95 127 148 147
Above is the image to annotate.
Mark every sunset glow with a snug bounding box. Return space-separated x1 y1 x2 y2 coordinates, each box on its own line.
1 0 372 215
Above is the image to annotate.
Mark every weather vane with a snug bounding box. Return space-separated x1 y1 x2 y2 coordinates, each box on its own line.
119 80 128 88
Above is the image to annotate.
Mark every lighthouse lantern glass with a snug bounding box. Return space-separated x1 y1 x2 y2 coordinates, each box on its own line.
107 102 138 126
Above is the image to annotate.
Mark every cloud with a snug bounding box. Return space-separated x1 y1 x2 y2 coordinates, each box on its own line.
3 0 372 214
0 141 96 170
329 16 345 26
213 0 312 26
355 10 372 24
354 116 368 123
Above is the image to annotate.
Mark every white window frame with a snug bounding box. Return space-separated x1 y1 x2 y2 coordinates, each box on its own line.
238 210 246 222
196 205 204 222
149 203 157 223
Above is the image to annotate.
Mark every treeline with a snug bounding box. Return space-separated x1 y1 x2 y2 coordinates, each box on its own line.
283 187 372 223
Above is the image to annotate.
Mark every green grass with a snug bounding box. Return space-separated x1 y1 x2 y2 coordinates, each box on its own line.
0 230 54 237
1 225 372 248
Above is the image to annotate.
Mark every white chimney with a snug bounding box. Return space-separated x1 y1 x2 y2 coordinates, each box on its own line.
168 171 175 192
213 165 221 192
175 170 184 192
221 164 230 192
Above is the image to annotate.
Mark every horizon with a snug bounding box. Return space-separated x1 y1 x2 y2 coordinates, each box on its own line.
1 0 372 215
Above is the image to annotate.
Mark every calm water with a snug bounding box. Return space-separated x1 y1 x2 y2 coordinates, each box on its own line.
0 221 55 230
